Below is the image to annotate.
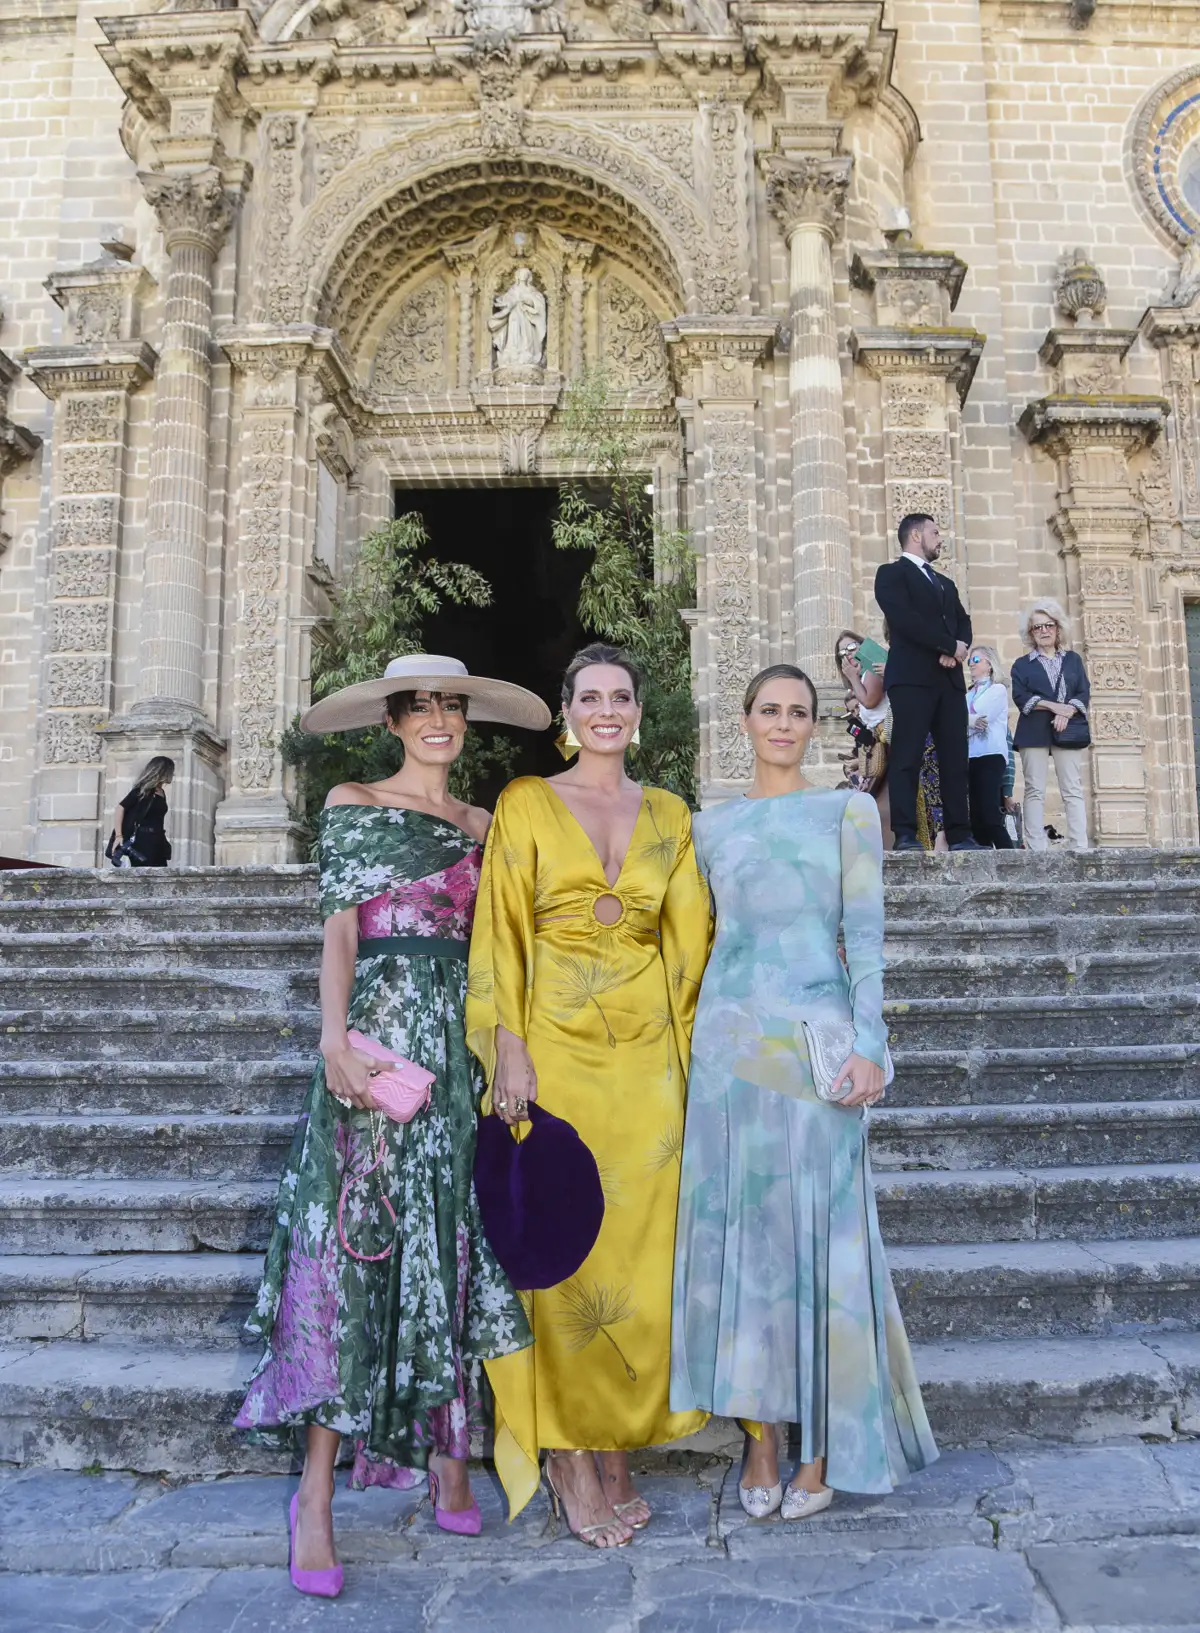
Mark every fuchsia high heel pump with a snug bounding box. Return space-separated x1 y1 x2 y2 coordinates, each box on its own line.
288 1492 344 1598
429 1468 482 1535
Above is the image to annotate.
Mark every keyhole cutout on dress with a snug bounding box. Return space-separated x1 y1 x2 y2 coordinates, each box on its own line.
593 892 625 926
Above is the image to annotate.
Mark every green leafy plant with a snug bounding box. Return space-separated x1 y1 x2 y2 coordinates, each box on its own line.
281 514 518 848
553 370 699 805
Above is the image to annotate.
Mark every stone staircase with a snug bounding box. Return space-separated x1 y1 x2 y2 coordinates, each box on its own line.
0 852 1197 1474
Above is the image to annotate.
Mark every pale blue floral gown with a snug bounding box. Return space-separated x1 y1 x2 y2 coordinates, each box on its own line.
670 789 938 1493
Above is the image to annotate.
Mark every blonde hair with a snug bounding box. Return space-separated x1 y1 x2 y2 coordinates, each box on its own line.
968 644 1006 685
1020 598 1071 651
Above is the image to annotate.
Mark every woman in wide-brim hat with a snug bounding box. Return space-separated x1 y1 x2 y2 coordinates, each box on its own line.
236 655 550 1596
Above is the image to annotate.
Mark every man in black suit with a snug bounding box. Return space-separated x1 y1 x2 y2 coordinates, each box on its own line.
874 514 983 851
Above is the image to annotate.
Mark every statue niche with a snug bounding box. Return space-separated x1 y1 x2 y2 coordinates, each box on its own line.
488 267 548 382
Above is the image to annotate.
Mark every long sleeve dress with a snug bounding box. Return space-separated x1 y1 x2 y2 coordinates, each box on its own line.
236 805 531 1486
670 788 938 1494
466 777 712 1518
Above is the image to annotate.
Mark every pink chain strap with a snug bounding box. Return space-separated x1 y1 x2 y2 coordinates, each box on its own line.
337 1111 398 1263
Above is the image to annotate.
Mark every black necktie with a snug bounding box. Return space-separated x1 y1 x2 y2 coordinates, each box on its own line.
922 563 937 587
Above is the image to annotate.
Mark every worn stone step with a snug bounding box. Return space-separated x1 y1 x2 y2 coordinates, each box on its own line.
0 971 313 1012
0 899 320 936
885 949 1194 1000
874 1162 1200 1245
0 866 315 904
912 1331 1200 1445
0 1116 296 1181
0 1060 312 1117
883 992 1200 1051
0 928 325 971
884 912 1200 956
0 1253 261 1347
0 1341 290 1473
890 1239 1200 1343
0 1179 272 1254
870 1101 1200 1171
0 1010 315 1062
888 1044 1200 1106
1 1328 1196 1475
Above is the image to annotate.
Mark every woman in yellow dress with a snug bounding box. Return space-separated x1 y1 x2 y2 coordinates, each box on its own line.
466 643 711 1547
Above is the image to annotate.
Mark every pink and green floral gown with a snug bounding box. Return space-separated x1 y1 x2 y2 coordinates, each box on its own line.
235 804 531 1486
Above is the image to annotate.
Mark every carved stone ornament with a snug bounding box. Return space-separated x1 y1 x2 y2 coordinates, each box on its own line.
372 282 448 392
1165 239 1200 309
139 168 238 256
1055 248 1107 325
761 153 854 240
453 0 557 47
40 711 103 765
489 267 547 373
601 280 668 390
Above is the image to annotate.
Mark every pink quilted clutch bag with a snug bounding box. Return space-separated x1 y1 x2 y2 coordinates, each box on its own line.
346 1030 435 1122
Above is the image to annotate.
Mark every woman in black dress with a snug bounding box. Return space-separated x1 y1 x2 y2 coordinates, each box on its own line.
105 756 174 868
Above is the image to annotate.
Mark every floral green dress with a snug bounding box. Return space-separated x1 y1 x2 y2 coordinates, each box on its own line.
236 804 531 1487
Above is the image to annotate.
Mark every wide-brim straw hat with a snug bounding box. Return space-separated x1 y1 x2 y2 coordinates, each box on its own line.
299 654 552 734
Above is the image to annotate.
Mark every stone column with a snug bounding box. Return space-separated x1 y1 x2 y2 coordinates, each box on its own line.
24 259 156 865
1021 361 1169 847
133 170 237 721
761 154 854 677
850 249 985 597
444 248 477 392
663 318 777 802
214 325 352 864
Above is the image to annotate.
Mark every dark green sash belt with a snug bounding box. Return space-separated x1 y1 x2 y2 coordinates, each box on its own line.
357 935 469 962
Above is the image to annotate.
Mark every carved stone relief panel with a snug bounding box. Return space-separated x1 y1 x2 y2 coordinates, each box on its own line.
600 276 668 391
371 279 449 393
700 408 760 785
232 413 291 794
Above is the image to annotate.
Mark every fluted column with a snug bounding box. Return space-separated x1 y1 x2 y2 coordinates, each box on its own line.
762 154 854 677
135 169 237 718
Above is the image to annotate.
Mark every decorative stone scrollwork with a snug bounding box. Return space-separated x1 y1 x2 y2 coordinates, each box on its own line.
47 657 107 709
140 167 238 255
314 124 360 192
62 396 122 443
40 712 103 765
1083 563 1134 598
761 153 854 240
52 550 113 600
1091 657 1140 691
60 446 119 494
372 282 448 392
888 483 953 533
1091 708 1142 741
1055 249 1107 324
1084 610 1136 645
601 279 667 390
52 498 117 550
704 410 759 782
52 602 110 653
234 416 288 791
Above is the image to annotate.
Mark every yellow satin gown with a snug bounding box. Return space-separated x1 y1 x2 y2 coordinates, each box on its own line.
466 776 712 1518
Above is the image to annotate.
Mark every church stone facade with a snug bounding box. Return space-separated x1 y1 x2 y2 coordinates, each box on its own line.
3 0 1200 864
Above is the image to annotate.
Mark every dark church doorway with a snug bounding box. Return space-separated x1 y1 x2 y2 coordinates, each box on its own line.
394 485 589 801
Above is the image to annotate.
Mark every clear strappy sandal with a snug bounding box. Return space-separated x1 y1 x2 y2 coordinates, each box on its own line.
545 1452 633 1550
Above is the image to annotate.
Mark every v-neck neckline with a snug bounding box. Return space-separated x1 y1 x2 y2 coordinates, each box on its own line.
540 780 647 889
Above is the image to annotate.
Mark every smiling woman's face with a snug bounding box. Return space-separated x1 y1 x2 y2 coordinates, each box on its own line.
742 678 816 769
388 691 467 765
564 663 642 757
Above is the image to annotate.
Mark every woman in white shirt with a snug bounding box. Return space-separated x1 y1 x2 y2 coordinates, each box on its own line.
965 645 1014 849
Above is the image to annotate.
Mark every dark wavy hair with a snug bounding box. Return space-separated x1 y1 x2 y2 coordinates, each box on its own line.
385 689 468 725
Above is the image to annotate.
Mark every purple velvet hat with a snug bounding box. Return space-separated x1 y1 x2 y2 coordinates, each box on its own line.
474 1104 605 1291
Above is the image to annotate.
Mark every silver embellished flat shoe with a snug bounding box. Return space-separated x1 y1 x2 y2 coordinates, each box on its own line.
737 1481 783 1520
781 1484 833 1522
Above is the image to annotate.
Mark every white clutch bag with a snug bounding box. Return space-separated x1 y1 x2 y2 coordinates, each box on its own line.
799 1015 895 1103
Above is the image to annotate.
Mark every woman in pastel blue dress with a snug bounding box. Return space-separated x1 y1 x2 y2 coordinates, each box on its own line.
670 664 937 1521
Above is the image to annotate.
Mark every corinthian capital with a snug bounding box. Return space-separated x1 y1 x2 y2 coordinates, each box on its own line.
139 168 238 256
761 154 854 240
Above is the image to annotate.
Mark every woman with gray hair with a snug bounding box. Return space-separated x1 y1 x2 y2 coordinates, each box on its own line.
1010 600 1091 851
965 645 1013 849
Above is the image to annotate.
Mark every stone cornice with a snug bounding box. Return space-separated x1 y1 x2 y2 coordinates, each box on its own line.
98 11 258 136
850 328 986 404
22 342 159 400
1038 328 1138 370
760 152 853 239
218 323 355 396
661 315 778 389
851 250 968 310
1141 301 1200 348
1019 395 1171 456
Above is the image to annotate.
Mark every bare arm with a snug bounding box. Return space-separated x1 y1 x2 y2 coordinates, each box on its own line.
841 656 884 709
318 905 376 1109
112 801 126 843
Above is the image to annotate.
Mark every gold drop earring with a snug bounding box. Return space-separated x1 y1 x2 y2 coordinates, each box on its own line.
555 721 582 761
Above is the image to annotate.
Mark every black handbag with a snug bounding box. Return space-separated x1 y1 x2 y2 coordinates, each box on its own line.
1056 711 1091 750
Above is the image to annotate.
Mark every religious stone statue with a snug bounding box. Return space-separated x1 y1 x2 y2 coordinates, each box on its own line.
1167 238 1200 308
489 268 547 372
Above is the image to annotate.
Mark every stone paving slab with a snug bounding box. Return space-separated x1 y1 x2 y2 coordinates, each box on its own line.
1027 1538 1200 1629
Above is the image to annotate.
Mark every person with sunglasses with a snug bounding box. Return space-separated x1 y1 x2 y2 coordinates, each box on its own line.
965 645 1014 849
1011 601 1092 851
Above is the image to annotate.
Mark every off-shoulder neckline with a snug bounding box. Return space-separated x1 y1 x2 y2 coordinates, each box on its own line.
321 802 483 845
